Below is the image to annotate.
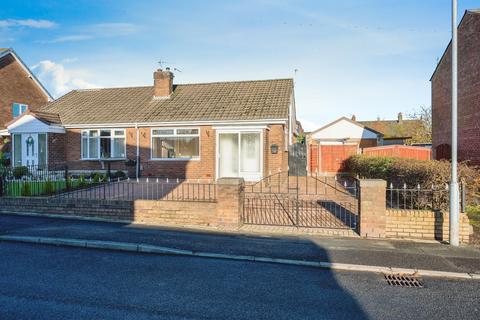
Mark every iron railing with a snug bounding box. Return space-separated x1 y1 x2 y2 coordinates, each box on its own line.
2 177 217 202
386 182 466 212
244 170 358 197
243 194 357 229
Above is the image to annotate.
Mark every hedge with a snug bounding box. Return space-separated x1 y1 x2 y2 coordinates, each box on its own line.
345 155 480 203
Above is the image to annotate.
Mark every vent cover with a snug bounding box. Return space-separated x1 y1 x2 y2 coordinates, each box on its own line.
384 273 424 288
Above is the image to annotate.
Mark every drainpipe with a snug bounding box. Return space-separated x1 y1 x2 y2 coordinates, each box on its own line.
135 123 140 179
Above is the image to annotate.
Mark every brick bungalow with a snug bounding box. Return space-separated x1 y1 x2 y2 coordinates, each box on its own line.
0 48 52 156
5 68 297 181
431 9 480 165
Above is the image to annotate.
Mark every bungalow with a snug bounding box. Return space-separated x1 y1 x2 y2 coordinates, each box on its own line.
5 68 296 181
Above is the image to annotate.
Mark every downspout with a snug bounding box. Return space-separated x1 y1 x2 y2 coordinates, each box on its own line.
135 123 140 178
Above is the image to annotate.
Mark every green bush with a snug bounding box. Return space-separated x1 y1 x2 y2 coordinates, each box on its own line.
346 155 480 202
44 179 54 195
112 170 126 179
13 166 28 179
21 182 31 196
91 172 106 183
78 175 88 188
467 205 480 228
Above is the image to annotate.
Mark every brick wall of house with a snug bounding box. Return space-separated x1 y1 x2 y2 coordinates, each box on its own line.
265 124 288 174
59 124 287 179
48 133 66 165
432 12 480 165
0 53 49 129
386 209 472 244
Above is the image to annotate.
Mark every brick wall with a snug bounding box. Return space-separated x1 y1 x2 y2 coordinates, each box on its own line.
134 200 217 227
48 133 66 165
0 197 133 221
432 12 480 165
358 179 386 238
0 53 49 129
386 209 472 244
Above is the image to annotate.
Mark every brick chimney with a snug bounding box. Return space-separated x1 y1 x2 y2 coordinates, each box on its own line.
351 114 356 122
397 112 403 123
153 68 174 98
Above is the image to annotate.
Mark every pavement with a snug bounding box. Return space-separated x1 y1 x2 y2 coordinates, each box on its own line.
1 213 480 276
1 241 480 320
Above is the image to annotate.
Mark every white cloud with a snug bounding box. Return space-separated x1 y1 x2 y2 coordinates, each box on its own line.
39 22 140 44
0 19 56 29
31 60 98 97
40 34 93 44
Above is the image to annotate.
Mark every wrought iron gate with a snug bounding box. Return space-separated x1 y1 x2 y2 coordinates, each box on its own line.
243 171 359 230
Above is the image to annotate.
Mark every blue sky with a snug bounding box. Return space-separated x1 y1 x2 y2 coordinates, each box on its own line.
1 0 477 130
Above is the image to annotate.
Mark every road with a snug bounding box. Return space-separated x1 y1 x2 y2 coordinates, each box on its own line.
0 242 479 320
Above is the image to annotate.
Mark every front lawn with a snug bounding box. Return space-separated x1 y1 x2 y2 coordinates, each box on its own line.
3 179 93 197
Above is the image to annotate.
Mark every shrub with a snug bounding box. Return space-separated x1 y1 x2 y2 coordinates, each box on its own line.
346 155 480 203
44 179 54 195
21 182 31 196
112 170 126 179
78 175 88 188
13 166 28 179
91 172 106 183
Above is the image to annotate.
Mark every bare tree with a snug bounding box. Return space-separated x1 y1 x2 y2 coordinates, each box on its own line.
408 105 432 144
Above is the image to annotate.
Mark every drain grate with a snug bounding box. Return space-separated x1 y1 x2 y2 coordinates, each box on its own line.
384 273 424 288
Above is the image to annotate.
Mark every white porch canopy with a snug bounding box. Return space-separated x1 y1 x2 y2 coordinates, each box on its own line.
7 114 65 134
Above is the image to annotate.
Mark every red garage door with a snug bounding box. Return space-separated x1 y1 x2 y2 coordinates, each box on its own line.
309 144 358 174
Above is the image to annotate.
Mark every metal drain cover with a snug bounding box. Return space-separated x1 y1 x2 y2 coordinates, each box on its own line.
384 273 424 288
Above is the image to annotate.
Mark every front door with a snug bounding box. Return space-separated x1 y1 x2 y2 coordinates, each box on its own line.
217 131 262 181
22 133 38 166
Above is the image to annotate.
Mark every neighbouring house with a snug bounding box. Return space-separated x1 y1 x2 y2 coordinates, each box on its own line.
356 113 427 146
431 9 480 165
0 48 52 159
5 68 297 181
306 117 383 173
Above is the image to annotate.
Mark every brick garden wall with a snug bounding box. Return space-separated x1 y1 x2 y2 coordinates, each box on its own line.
386 209 472 244
133 200 217 227
0 197 133 221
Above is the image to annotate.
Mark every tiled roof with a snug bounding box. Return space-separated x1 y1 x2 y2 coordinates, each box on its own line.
358 119 423 139
40 79 293 125
31 111 62 125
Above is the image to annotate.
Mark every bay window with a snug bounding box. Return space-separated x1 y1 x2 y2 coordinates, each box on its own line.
151 128 200 160
81 129 125 159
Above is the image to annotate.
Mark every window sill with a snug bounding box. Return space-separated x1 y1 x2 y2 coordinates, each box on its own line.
149 158 200 162
80 158 127 161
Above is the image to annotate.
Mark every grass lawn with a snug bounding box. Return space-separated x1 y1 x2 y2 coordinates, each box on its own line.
4 179 92 197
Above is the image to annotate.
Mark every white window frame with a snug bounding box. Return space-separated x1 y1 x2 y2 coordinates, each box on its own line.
215 128 264 181
80 129 126 160
12 103 28 118
150 127 201 161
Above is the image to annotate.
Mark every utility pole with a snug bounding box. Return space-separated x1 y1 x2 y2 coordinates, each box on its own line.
450 0 460 246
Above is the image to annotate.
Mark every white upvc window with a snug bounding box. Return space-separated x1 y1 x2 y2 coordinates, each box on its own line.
81 129 126 160
151 128 200 160
12 103 28 118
